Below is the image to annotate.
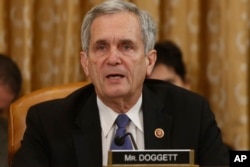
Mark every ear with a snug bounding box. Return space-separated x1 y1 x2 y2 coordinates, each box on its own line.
146 49 157 76
80 51 89 76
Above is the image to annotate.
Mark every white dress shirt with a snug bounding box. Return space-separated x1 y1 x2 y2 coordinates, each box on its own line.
97 95 144 166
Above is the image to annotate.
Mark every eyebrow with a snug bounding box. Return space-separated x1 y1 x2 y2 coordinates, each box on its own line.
94 38 135 44
120 39 134 43
95 39 107 45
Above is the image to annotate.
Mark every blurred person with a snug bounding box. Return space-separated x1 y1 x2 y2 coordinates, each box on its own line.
12 0 229 167
0 54 22 167
149 40 190 89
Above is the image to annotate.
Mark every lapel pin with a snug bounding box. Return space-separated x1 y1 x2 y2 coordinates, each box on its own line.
154 128 164 138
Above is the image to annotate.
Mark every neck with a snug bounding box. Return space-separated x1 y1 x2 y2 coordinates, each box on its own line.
97 93 142 113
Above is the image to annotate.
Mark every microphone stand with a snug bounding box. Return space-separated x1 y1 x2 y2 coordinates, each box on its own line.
114 133 138 150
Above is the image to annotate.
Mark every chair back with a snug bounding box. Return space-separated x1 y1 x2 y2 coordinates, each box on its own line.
8 81 90 164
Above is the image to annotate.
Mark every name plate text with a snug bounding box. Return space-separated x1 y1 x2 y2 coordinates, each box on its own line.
108 149 194 165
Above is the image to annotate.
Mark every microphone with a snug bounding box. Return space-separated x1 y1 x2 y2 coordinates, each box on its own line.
114 133 138 150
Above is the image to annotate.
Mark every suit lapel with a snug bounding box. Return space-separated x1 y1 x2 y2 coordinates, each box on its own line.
142 86 173 149
71 93 102 167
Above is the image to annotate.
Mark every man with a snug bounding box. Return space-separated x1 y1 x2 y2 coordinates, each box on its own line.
12 0 229 167
0 54 22 167
149 40 190 89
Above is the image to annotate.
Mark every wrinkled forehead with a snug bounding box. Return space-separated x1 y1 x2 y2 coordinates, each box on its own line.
90 12 143 43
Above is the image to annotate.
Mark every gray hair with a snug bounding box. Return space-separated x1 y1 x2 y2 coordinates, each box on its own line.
81 0 157 54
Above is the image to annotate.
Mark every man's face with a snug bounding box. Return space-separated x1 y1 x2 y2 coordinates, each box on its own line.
81 12 156 102
0 84 15 114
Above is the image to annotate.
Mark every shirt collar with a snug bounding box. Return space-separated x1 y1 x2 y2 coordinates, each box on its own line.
97 94 143 137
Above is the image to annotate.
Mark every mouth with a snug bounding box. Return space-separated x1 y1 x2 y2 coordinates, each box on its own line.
106 74 125 79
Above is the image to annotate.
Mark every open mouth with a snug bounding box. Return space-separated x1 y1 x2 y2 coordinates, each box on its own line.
106 74 124 79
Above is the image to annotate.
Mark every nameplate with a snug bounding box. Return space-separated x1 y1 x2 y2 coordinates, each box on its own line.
108 149 194 165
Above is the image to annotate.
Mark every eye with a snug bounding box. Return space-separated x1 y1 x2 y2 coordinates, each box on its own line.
123 44 131 49
96 44 106 51
120 43 133 52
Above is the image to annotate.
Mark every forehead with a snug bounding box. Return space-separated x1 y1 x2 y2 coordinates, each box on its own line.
90 12 143 42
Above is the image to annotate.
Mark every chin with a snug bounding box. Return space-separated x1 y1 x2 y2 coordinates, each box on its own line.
105 88 128 98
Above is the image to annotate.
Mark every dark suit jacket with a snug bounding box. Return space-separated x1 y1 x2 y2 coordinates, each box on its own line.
12 79 229 167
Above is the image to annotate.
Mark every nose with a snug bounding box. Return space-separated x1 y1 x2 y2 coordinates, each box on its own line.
107 47 121 65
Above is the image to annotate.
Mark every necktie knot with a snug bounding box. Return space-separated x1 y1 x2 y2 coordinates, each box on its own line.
116 114 130 128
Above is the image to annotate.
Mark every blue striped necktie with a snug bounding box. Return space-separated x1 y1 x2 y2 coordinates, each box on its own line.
110 114 133 150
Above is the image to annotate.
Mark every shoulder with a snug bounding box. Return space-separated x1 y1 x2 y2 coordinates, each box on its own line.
27 83 96 118
143 79 209 109
144 79 204 99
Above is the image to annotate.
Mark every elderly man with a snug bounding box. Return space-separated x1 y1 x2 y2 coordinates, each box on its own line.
12 0 229 167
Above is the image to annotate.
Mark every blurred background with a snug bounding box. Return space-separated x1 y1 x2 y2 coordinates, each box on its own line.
0 0 249 151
